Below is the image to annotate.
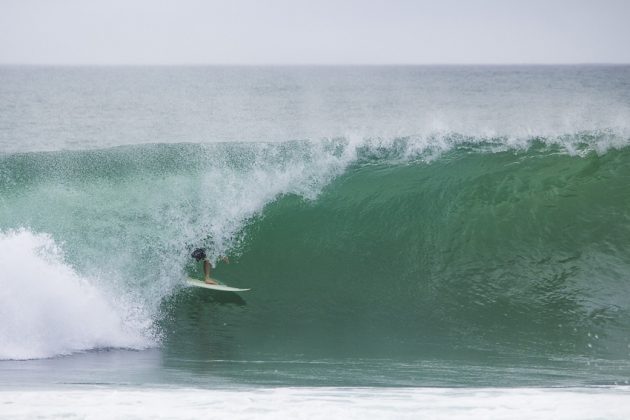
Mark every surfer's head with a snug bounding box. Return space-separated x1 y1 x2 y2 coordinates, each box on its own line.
191 248 206 261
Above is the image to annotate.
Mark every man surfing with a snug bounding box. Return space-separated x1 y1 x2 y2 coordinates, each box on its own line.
191 248 229 284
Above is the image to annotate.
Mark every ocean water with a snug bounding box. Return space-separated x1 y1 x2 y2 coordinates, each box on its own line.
1 65 630 418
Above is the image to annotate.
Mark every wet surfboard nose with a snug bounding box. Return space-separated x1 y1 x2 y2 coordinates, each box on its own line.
186 278 250 292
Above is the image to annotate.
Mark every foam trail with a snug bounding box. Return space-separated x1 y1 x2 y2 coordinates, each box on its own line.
1 387 629 420
0 230 152 360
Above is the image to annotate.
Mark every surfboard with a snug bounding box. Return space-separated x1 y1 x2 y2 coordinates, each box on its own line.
186 278 250 292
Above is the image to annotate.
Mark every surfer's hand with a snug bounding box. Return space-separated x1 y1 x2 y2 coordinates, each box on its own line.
221 256 230 264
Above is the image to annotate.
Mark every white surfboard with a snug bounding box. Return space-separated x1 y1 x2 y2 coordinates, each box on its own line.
186 278 250 292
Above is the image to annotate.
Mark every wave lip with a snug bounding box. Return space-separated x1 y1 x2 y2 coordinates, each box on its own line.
0 229 153 361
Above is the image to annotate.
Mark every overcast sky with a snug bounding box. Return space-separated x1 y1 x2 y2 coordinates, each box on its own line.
1 0 629 65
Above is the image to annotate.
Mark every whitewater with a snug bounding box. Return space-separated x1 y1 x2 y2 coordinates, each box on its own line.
1 65 630 418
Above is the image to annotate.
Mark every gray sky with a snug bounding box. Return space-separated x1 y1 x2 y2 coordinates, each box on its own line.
1 0 629 65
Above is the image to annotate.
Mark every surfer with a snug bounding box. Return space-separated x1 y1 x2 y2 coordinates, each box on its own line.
191 248 229 284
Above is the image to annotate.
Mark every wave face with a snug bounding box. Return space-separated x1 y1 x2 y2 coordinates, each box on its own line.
2 134 630 362
221 139 630 361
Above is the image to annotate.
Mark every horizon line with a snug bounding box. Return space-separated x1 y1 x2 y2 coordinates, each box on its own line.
1 62 629 67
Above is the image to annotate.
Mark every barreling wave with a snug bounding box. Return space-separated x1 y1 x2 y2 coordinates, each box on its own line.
1 131 630 360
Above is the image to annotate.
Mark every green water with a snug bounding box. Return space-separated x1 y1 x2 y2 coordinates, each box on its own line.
2 66 630 387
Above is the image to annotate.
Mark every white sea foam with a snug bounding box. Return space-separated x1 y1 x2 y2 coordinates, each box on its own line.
0 229 152 360
0 386 628 420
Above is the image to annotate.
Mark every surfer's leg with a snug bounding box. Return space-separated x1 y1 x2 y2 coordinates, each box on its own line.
203 260 217 284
